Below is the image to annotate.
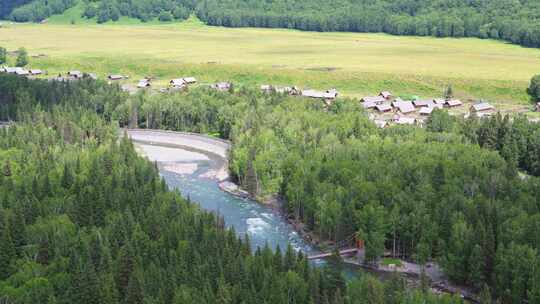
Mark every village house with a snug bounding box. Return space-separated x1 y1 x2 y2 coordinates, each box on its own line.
170 79 186 87
433 98 446 105
29 69 43 76
182 77 197 84
108 74 125 81
87 73 98 80
536 102 540 112
68 71 83 79
379 91 392 99
392 100 415 114
445 99 463 107
363 100 378 109
301 88 338 100
137 79 151 88
375 103 392 113
4 67 19 74
470 102 495 113
419 106 436 116
212 82 232 91
413 99 434 107
361 96 386 104
14 68 29 76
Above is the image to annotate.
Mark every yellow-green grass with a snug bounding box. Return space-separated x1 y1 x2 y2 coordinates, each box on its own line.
1 15 540 110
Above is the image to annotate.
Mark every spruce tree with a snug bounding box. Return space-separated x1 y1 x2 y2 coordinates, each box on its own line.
0 225 17 279
15 47 28 67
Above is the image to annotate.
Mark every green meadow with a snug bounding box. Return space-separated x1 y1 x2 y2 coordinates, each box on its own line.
1 12 540 112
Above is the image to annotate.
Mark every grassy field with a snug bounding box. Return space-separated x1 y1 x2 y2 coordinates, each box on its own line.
1 12 540 111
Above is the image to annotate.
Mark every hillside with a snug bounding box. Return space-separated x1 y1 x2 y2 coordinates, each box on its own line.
4 0 540 48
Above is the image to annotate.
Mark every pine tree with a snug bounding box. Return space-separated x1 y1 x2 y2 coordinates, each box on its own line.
444 84 454 100
0 46 6 65
125 274 144 304
0 225 16 279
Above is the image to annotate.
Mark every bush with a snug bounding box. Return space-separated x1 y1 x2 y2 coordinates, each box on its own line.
528 74 540 102
15 47 28 67
83 5 97 19
158 11 173 22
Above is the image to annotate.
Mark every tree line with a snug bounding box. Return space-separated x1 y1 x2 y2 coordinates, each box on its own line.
5 0 540 48
0 74 468 303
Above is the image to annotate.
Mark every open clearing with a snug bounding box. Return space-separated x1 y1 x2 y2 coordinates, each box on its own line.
1 16 540 109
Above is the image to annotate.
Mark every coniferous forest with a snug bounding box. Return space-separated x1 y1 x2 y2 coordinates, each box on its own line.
0 76 475 303
2 0 540 48
1 74 540 303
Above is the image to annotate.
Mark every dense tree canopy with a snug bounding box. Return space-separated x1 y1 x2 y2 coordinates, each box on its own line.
2 73 540 302
0 73 470 303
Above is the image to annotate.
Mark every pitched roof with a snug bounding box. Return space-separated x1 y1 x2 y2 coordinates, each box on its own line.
393 100 415 114
471 102 494 112
68 70 82 78
363 101 378 109
170 79 186 86
413 99 434 107
375 103 392 112
182 77 197 84
433 98 446 105
362 96 386 104
15 68 29 75
379 91 392 99
445 99 463 107
137 79 151 88
302 89 338 99
108 74 124 80
29 69 42 75
419 107 434 115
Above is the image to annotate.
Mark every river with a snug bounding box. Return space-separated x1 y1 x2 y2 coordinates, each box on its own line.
127 130 323 257
126 130 458 288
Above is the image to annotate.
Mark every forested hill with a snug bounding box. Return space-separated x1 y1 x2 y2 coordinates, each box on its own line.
5 0 540 48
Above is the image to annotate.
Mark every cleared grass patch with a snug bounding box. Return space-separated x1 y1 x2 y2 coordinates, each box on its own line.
0 17 539 108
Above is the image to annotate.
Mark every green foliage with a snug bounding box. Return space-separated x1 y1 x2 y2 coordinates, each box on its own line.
3 73 540 303
15 47 28 67
0 47 6 65
7 0 540 48
8 0 76 22
528 74 540 102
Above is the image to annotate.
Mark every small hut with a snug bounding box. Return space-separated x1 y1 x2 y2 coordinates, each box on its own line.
137 79 151 88
108 74 125 81
68 71 83 79
212 82 232 91
445 99 463 107
379 91 392 99
375 103 392 113
470 102 495 113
